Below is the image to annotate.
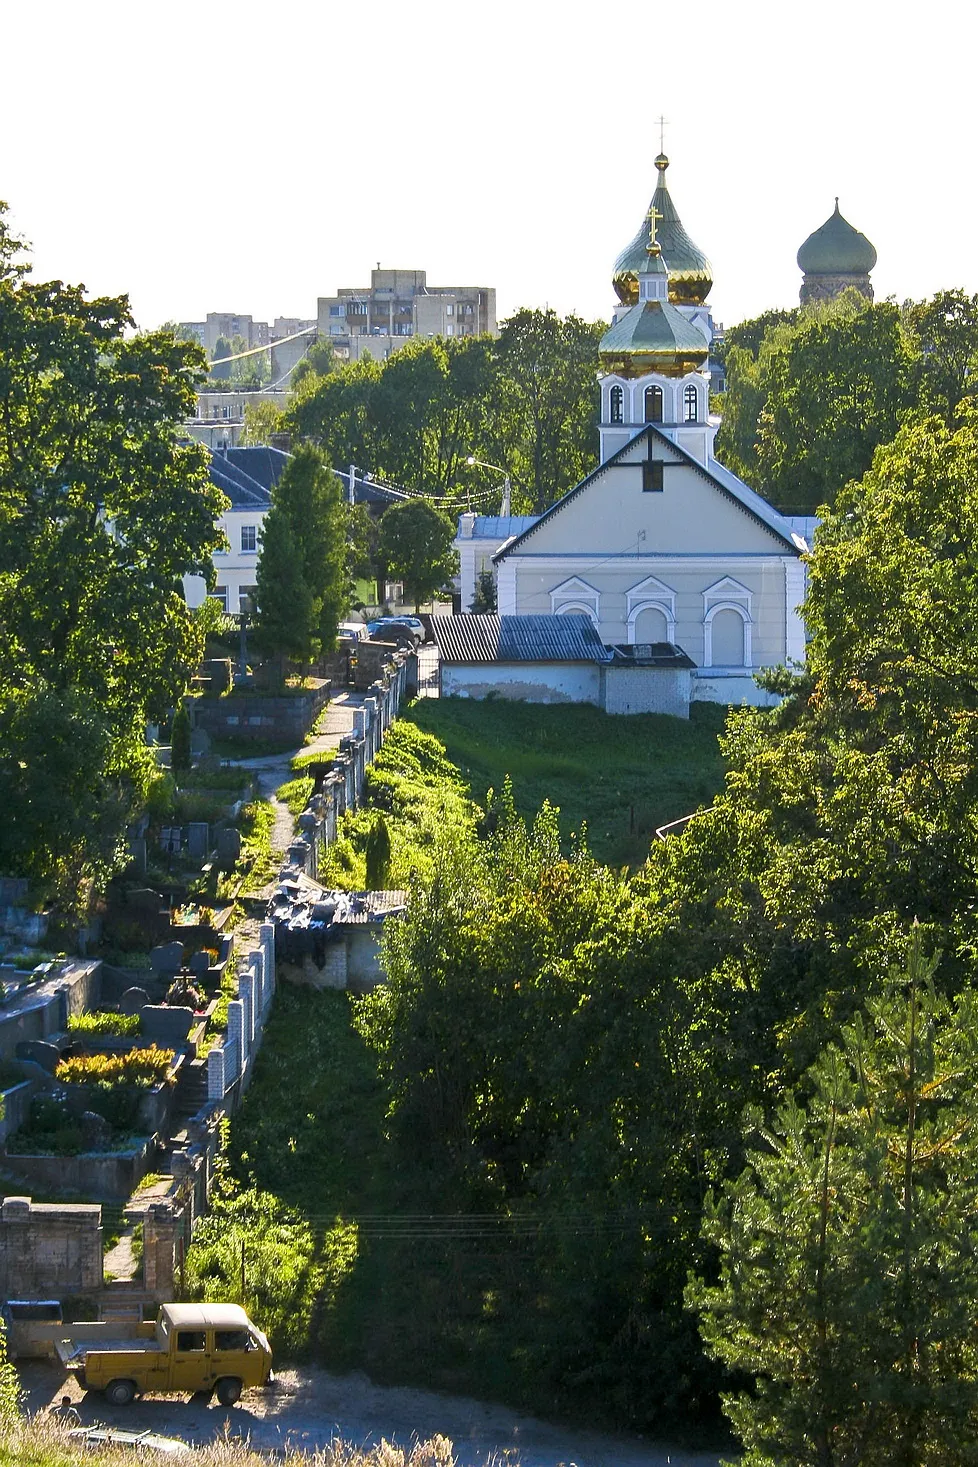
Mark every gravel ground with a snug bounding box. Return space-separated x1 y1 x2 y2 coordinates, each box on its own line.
18 1362 724 1467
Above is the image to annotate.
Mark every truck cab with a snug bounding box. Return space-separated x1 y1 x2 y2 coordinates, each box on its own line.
58 1302 271 1406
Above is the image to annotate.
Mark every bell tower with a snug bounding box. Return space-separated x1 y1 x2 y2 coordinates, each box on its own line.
598 192 715 466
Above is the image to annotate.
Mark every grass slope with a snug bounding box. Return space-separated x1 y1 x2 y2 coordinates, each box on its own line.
404 699 727 867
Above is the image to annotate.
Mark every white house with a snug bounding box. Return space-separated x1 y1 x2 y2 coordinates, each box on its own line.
183 446 290 614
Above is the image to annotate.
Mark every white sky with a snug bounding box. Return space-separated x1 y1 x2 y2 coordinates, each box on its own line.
3 0 976 333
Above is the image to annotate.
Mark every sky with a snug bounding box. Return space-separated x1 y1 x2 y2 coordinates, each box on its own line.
3 0 977 335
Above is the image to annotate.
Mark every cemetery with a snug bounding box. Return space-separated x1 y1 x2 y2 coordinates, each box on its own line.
0 641 412 1313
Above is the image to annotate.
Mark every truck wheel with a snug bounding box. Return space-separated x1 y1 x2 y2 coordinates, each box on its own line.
215 1377 242 1407
105 1379 136 1407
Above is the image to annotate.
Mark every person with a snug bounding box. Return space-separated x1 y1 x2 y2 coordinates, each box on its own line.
50 1395 81 1426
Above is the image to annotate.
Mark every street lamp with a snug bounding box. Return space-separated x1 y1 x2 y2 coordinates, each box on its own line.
466 455 511 517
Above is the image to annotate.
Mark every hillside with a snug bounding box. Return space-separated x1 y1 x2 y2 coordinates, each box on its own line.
403 698 728 867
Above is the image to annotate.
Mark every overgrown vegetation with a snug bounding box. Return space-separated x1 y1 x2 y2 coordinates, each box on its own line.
66 1011 140 1037
54 1046 174 1087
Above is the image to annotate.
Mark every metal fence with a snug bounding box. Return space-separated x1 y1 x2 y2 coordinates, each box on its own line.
416 646 439 698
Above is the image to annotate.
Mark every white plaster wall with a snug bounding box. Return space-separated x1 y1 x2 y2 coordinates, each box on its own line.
442 662 601 705
511 444 788 559
691 672 780 707
600 667 691 718
511 557 789 669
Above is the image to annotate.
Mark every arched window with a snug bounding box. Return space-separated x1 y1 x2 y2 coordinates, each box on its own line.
644 385 663 423
610 385 624 424
684 384 698 422
705 606 749 667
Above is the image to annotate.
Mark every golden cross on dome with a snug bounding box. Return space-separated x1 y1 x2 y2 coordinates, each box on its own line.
647 204 663 248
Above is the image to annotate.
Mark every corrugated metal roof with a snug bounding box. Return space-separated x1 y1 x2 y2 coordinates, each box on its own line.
471 515 539 538
431 614 611 665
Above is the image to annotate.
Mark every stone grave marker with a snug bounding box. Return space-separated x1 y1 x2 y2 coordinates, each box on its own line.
187 823 210 860
149 941 184 979
119 986 151 1015
216 827 241 870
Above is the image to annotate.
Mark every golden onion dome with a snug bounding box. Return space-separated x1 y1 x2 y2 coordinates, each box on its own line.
613 154 713 306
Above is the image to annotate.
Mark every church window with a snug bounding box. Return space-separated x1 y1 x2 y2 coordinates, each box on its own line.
684 384 698 422
709 607 746 666
644 385 664 423
610 385 624 423
643 460 664 493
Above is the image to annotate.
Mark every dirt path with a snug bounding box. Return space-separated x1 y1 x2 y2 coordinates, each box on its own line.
19 1361 723 1467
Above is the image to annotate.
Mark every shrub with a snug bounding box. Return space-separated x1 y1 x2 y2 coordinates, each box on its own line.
55 1045 175 1088
68 1011 141 1037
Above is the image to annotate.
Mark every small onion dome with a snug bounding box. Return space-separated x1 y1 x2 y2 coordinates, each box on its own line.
613 154 713 306
797 200 877 275
599 299 709 379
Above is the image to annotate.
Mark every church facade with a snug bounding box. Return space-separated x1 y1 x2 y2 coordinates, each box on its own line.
491 151 807 706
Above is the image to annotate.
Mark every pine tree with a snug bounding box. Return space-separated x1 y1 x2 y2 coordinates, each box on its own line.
688 927 978 1467
170 701 191 776
253 507 314 682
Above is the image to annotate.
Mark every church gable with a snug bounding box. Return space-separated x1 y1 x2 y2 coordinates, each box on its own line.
498 428 793 561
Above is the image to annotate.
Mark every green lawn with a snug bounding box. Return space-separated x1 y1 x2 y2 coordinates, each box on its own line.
403 698 729 867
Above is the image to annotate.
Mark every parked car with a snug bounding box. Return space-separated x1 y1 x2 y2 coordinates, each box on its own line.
366 616 425 645
56 1301 272 1406
336 621 368 650
366 617 424 649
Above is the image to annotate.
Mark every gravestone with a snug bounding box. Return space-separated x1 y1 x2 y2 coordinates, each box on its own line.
216 827 241 870
188 950 211 980
149 941 184 980
79 1111 113 1150
119 986 151 1015
190 727 212 756
15 1040 61 1074
187 823 210 860
140 1005 194 1044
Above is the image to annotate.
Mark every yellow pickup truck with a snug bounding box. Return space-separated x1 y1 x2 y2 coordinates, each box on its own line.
56 1302 272 1407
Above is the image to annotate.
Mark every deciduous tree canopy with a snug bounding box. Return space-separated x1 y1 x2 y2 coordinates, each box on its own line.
0 203 225 903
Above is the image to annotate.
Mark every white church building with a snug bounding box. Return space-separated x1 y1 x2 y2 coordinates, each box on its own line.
457 150 808 706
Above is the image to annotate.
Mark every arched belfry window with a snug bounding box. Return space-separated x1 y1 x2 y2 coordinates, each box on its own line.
610 384 624 424
644 385 663 423
684 384 698 422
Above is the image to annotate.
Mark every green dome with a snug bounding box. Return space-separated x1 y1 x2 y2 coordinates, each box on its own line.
797 200 877 276
599 299 709 379
613 154 713 306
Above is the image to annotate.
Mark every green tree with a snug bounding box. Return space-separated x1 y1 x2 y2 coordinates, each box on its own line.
755 294 913 511
170 701 191 776
690 929 978 1467
0 203 225 904
252 506 314 680
241 400 285 446
490 308 602 511
364 813 392 889
210 335 232 381
271 444 347 651
903 288 978 425
378 499 457 609
470 567 496 613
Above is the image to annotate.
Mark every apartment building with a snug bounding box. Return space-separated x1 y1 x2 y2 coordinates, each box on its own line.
318 267 497 361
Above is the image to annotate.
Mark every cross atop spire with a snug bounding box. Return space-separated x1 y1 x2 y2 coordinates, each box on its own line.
647 204 663 252
657 114 668 153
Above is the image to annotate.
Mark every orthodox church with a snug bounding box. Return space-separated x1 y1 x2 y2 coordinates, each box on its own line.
457 151 807 706
797 200 876 305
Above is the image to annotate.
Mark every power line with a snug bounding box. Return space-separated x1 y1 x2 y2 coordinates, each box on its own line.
205 325 317 370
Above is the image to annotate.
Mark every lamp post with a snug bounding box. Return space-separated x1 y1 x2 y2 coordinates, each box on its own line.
466 455 511 517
